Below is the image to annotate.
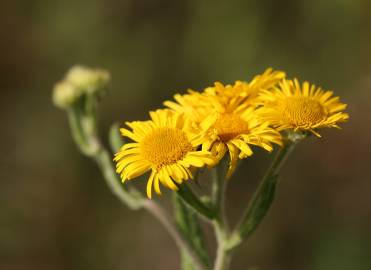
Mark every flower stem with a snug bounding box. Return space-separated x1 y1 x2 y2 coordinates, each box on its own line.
211 157 228 224
142 199 205 270
94 147 144 209
67 108 91 155
67 105 206 270
211 158 232 270
228 138 299 250
213 222 232 270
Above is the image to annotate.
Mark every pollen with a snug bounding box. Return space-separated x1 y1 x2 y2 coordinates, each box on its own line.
140 127 193 168
214 113 249 142
281 97 327 128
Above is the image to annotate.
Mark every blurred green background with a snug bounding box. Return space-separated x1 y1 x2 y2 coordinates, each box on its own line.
1 0 370 269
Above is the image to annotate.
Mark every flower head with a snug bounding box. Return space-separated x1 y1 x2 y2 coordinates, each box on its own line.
164 68 285 123
114 109 215 198
257 79 349 136
165 81 282 178
199 83 282 177
52 65 110 110
163 90 210 123
247 68 286 98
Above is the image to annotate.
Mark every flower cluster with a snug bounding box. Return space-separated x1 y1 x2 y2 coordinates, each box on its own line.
53 65 110 109
114 68 349 198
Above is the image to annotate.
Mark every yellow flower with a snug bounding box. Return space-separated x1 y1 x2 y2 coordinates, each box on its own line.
164 68 285 123
164 81 250 124
114 109 215 198
257 79 349 136
246 68 286 100
165 82 282 178
163 90 209 123
200 84 282 177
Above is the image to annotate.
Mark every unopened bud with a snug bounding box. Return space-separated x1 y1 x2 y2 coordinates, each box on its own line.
52 81 82 109
66 65 110 94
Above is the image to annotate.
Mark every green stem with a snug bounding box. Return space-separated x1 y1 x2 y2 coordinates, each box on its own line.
68 107 206 269
180 249 197 270
227 139 299 250
211 157 229 227
94 147 144 209
211 170 223 216
142 199 205 270
211 158 232 270
67 109 92 155
68 106 143 208
108 124 207 269
213 222 232 270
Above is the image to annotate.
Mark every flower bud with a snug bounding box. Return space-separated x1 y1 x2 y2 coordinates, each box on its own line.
66 65 110 94
52 81 82 109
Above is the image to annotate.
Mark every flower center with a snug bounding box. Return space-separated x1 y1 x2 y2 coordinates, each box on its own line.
214 113 249 142
281 97 327 127
140 127 193 168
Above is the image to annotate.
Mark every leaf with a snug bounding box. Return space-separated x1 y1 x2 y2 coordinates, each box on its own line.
238 174 279 241
173 194 211 269
109 122 124 152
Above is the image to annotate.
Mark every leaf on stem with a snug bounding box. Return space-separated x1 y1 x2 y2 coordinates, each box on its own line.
173 194 211 269
176 183 216 220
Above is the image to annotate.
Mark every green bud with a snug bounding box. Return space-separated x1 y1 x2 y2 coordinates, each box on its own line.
66 65 110 94
52 81 82 109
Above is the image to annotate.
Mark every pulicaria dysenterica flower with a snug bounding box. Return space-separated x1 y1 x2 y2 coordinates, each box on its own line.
114 109 215 198
257 79 349 136
243 68 286 101
165 79 282 178
164 68 285 122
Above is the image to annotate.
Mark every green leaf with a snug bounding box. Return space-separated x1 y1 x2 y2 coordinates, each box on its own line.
176 183 216 220
239 173 278 239
109 122 124 152
173 194 211 269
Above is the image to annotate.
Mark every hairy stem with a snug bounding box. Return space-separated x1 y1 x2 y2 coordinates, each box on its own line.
68 108 206 270
228 139 299 250
142 200 205 270
211 158 232 270
94 147 144 210
213 221 232 270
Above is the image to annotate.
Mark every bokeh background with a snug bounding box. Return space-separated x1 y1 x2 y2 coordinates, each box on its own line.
1 0 371 269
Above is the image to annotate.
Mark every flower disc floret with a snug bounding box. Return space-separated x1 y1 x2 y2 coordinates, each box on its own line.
140 127 193 168
214 113 249 143
281 97 327 128
165 80 282 178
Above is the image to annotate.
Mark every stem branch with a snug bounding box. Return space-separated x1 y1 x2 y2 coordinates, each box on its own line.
142 200 205 270
228 139 299 250
211 158 231 270
67 107 206 269
177 183 216 221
